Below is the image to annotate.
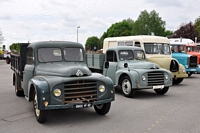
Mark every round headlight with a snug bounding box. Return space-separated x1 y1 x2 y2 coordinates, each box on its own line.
185 65 188 68
182 68 186 73
142 76 146 81
99 85 105 93
54 89 61 97
165 74 168 80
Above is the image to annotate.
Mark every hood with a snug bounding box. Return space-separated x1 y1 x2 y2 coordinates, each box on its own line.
120 61 159 69
35 62 92 77
172 53 190 58
187 52 200 57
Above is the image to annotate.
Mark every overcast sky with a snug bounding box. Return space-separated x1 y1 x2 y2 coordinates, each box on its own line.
0 0 199 49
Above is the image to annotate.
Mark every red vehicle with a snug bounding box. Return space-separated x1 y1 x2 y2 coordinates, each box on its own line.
186 43 200 65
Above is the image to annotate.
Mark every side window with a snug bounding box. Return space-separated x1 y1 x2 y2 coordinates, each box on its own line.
125 41 133 46
26 48 34 65
106 51 117 62
135 42 141 47
118 42 124 46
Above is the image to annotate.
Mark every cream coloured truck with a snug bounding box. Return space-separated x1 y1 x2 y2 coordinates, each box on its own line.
103 35 188 84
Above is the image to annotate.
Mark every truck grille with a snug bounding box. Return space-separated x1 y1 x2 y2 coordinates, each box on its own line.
64 80 97 104
189 56 197 67
148 71 164 86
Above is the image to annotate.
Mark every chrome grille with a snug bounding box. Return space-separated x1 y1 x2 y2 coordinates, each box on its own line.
64 80 97 104
148 71 164 86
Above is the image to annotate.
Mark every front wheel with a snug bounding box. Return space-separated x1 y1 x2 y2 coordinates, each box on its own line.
154 87 169 95
173 78 184 84
94 102 111 115
120 76 136 98
33 89 47 123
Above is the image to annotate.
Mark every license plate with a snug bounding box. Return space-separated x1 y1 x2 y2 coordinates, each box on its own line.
153 85 164 89
190 69 196 71
74 103 92 108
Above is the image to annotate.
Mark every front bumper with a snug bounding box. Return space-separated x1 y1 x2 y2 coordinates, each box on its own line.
44 98 114 110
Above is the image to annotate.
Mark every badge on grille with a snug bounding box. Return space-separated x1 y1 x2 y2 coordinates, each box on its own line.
76 70 83 76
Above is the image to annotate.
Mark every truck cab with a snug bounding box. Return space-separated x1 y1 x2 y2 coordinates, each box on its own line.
170 41 199 77
103 35 188 84
87 46 172 98
11 41 115 123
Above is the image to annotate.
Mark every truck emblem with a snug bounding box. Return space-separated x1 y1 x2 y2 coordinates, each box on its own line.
76 70 83 76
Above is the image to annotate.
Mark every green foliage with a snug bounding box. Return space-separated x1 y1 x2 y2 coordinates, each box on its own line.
132 10 167 36
99 20 133 47
85 36 100 50
10 43 20 53
2 45 6 51
194 17 200 42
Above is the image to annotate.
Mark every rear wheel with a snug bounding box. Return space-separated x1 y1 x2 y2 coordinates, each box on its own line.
120 76 136 98
173 78 184 84
94 102 111 115
15 78 24 96
33 89 47 123
154 87 169 95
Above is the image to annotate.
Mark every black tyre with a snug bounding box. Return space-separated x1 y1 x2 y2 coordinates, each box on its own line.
154 87 169 95
188 73 193 77
15 79 24 96
6 57 10 64
94 102 111 115
33 89 47 123
173 78 184 84
120 76 136 98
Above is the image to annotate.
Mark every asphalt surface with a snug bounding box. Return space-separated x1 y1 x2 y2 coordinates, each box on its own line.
0 60 200 133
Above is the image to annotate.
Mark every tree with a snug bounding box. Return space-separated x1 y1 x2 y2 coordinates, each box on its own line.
2 45 6 51
170 22 198 42
194 17 200 42
10 43 20 53
0 28 5 45
132 10 171 36
85 36 100 50
99 20 133 47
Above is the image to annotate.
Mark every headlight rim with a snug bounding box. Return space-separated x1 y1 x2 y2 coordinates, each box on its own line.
53 88 62 97
99 85 106 93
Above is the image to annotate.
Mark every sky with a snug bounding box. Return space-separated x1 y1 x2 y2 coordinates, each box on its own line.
0 0 199 50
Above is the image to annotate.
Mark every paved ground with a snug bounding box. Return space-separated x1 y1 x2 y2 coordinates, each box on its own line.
0 60 200 133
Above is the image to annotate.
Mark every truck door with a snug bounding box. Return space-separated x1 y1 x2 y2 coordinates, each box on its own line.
103 50 117 84
22 48 35 96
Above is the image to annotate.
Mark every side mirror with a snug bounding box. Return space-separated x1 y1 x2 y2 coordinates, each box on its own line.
124 63 128 68
105 62 109 68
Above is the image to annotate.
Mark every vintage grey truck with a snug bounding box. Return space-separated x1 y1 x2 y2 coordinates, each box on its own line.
86 46 172 98
10 41 115 123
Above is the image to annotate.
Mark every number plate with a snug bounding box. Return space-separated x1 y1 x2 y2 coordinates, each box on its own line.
74 103 92 108
153 85 164 89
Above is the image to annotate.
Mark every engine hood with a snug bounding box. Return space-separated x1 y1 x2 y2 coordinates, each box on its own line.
120 61 159 69
35 62 92 77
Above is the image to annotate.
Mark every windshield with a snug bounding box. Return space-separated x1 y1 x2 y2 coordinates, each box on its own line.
134 50 145 60
171 45 185 53
38 48 62 62
144 43 171 55
64 48 83 61
119 50 134 61
186 46 199 52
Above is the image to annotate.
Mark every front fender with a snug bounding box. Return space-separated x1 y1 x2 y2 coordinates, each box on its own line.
116 70 140 88
28 77 50 110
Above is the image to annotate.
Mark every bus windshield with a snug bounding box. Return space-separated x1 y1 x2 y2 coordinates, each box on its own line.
144 43 171 55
